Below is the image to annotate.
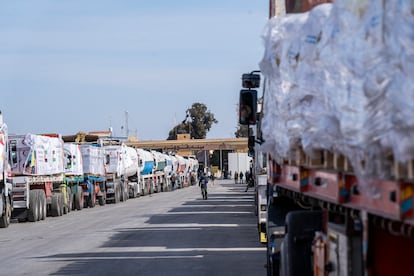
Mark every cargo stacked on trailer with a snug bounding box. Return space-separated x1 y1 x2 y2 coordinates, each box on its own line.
103 144 130 203
0 112 12 227
136 148 155 195
9 133 69 221
151 150 167 193
79 144 106 207
63 142 84 210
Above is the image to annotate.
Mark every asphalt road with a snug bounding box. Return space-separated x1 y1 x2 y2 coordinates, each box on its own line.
0 179 266 276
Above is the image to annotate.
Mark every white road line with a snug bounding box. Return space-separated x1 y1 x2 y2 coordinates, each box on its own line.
128 223 256 228
47 255 204 261
101 247 266 252
167 211 252 214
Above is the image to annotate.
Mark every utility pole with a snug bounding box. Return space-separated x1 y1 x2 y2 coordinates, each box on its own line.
125 110 129 138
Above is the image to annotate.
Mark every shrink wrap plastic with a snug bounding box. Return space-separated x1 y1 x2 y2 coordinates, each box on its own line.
103 144 136 177
0 124 7 176
80 144 105 176
64 143 83 176
136 148 155 175
123 146 139 178
9 134 64 176
260 0 414 185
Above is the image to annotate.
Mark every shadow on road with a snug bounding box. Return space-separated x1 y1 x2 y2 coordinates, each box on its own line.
39 182 266 276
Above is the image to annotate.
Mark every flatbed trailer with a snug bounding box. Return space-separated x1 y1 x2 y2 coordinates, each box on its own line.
264 151 414 275
11 174 68 221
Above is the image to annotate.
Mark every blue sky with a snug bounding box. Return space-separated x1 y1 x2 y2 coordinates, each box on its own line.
0 0 268 140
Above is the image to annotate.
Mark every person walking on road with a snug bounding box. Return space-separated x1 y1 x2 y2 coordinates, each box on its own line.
239 171 244 184
234 172 238 184
199 173 209 200
245 172 253 192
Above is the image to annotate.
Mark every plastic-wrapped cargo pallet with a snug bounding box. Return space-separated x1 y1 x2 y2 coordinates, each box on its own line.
9 134 64 176
0 123 7 177
63 143 83 176
259 0 414 186
80 144 105 176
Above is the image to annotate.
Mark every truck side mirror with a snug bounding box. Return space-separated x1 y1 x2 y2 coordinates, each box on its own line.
239 90 257 125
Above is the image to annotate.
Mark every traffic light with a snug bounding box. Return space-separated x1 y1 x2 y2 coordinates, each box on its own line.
242 73 261 89
239 90 257 125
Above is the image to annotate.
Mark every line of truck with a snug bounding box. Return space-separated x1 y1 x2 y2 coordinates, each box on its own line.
0 115 199 227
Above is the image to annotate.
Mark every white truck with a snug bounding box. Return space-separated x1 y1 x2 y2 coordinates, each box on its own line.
63 143 85 210
0 113 12 227
124 145 140 198
151 150 167 192
103 144 131 203
228 152 252 181
136 148 155 195
9 133 69 221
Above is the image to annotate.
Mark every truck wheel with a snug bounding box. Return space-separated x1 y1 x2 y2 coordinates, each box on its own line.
38 190 46 220
50 194 60 217
88 191 96 208
28 190 40 222
98 195 105 206
129 185 135 199
74 190 84 211
134 183 139 198
64 187 72 214
114 185 120 203
59 193 64 216
0 195 11 228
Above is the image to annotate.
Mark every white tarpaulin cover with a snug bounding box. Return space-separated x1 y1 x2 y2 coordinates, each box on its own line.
9 134 64 176
0 123 7 177
80 144 105 176
123 145 139 177
103 144 137 177
64 143 83 176
260 0 414 182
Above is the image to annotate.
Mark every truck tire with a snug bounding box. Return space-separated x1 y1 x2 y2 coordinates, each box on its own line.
28 190 40 222
120 185 125 202
134 183 139 198
120 182 127 202
0 195 11 228
50 194 61 217
113 183 120 203
74 190 84 211
88 186 96 208
58 193 64 216
129 184 136 199
38 190 46 220
64 187 71 214
98 195 106 206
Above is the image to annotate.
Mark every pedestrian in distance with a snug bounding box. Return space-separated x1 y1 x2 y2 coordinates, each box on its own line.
234 172 238 184
199 173 209 200
245 173 254 192
239 171 244 184
171 174 176 190
210 174 215 185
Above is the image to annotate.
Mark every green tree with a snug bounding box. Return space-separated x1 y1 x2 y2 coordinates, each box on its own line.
234 124 249 138
167 102 218 140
